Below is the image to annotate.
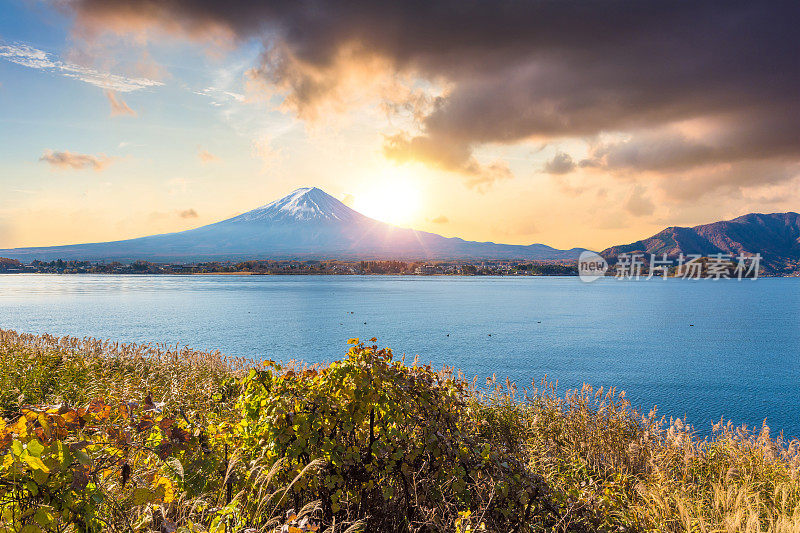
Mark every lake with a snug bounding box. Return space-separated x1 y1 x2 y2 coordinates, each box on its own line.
1 274 798 437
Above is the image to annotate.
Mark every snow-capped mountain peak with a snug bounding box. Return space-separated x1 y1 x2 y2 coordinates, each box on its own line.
229 187 363 223
0 185 587 261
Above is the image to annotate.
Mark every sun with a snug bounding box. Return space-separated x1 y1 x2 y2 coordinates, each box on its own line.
353 171 423 226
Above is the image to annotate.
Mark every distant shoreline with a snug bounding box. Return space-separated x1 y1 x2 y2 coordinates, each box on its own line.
1 257 795 277
0 258 578 276
1 270 580 277
2 271 795 278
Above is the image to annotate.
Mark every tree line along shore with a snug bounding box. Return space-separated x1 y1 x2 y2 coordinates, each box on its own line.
0 258 577 276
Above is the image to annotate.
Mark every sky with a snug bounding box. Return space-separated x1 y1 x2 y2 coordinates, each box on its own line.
1 0 798 252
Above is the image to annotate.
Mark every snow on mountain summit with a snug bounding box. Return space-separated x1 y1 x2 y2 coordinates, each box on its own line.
228 187 364 224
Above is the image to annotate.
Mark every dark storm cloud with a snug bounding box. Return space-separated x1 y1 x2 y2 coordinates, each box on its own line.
658 160 800 201
66 0 800 189
581 112 800 174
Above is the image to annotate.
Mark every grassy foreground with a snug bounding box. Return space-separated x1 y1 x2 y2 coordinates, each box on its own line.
0 330 799 532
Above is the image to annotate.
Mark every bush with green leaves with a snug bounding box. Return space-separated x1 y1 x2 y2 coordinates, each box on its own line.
234 338 554 531
0 399 219 532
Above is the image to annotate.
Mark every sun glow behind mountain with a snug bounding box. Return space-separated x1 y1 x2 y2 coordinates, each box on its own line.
0 186 587 261
353 171 423 226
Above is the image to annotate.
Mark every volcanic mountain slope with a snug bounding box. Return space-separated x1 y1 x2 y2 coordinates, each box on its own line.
600 212 800 272
0 187 586 262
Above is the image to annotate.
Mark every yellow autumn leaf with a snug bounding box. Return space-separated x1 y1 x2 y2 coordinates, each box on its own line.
153 476 175 503
2 453 15 468
12 418 29 438
23 454 49 474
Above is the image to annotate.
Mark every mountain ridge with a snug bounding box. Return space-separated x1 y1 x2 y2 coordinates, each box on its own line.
600 212 800 272
0 187 586 262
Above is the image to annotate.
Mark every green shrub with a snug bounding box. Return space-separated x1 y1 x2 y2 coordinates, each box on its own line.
234 338 553 531
0 399 219 532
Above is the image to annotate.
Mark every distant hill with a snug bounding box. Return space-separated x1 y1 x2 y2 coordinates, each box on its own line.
600 212 800 273
0 187 586 262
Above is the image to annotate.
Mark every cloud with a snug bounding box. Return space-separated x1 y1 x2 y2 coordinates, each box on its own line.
0 43 163 92
39 149 114 171
198 149 219 163
429 215 449 224
543 152 576 175
579 123 790 174
244 42 436 124
251 136 279 169
62 1 800 191
167 177 190 194
624 185 655 217
658 160 800 201
148 208 199 221
383 132 511 190
551 175 586 198
195 86 245 106
573 123 800 199
104 90 136 116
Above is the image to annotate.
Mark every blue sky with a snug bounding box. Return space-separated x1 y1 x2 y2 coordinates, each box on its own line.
1 2 314 247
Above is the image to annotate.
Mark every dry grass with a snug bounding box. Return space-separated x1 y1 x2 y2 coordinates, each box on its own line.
512 379 800 531
1 328 798 532
0 329 248 417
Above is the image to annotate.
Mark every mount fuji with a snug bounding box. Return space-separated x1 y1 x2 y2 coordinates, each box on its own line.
0 187 586 262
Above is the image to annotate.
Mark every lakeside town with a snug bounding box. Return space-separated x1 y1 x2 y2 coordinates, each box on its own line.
0 255 781 277
0 257 578 276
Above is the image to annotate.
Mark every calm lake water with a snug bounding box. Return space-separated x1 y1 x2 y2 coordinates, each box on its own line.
1 274 799 437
